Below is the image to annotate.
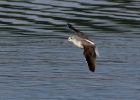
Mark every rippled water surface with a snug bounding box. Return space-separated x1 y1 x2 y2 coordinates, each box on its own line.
0 0 140 100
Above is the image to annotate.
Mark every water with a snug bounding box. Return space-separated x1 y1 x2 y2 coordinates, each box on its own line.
0 0 140 100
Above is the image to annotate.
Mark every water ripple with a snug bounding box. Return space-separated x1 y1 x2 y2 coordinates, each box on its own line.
0 0 140 100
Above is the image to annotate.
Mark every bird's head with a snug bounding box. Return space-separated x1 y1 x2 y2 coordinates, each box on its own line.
68 35 81 43
68 35 83 48
68 36 73 42
68 35 77 43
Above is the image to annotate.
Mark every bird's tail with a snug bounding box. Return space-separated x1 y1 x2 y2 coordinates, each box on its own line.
67 24 80 33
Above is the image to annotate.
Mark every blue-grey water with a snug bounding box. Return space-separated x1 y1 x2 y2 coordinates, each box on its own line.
0 0 140 100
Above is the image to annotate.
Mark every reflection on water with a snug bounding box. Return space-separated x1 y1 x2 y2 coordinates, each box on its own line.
0 0 140 100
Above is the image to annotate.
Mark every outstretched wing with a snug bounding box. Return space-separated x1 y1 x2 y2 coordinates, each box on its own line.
67 24 89 39
83 45 96 72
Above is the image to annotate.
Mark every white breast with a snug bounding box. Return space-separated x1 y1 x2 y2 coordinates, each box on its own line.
72 39 83 48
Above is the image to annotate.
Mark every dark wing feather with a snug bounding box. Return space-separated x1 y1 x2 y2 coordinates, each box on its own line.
67 24 88 39
83 45 96 72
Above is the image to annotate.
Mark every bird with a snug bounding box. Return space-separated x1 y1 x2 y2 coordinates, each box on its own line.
67 24 98 72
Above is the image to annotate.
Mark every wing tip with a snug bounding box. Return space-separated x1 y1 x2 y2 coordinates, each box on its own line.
67 23 72 29
89 67 95 72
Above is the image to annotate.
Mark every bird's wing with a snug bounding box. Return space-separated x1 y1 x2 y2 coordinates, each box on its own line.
67 24 89 39
83 45 96 72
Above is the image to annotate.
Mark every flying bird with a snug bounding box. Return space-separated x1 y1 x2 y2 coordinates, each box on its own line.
67 24 98 72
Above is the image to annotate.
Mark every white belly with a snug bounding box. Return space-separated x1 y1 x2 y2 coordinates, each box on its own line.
73 40 83 48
